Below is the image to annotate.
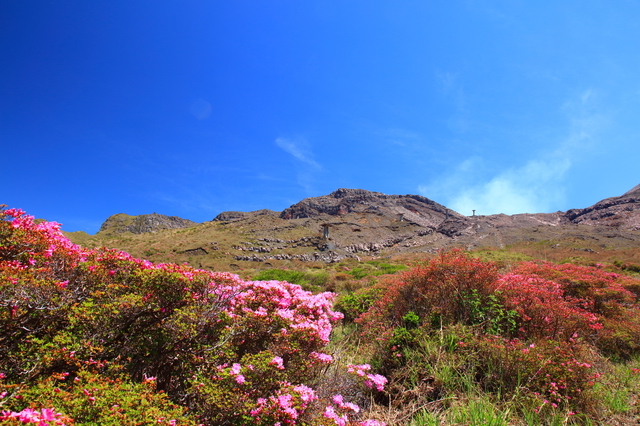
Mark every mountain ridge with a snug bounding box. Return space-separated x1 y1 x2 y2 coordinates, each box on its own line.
70 185 640 270
98 185 640 235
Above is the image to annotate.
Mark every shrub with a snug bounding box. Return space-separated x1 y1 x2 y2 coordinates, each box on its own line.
356 249 640 418
0 207 386 425
335 288 379 323
501 261 640 357
252 268 330 292
474 337 601 413
358 250 503 338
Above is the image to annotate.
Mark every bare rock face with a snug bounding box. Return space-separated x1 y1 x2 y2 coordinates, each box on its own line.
99 213 196 235
564 185 640 230
624 184 640 197
280 188 467 229
279 188 379 218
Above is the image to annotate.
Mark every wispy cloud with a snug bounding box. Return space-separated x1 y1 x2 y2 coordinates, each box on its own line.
436 70 471 133
276 137 321 169
420 157 571 215
436 71 466 112
381 128 424 147
189 98 212 120
275 136 322 193
420 89 605 215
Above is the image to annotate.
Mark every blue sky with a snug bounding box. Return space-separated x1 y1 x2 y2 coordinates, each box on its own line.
2 1 639 234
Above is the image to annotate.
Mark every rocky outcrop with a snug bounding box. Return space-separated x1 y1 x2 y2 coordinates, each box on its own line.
180 247 208 256
213 209 279 222
234 251 358 263
564 185 640 230
99 213 196 235
213 211 249 222
280 188 467 229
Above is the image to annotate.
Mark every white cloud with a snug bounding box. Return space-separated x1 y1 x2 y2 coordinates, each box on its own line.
421 157 570 215
276 137 321 169
420 89 604 215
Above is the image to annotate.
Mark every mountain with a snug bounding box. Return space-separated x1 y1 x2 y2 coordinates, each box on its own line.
67 186 640 270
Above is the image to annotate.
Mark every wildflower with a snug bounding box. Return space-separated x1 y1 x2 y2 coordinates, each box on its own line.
364 374 387 392
270 356 285 370
310 352 333 363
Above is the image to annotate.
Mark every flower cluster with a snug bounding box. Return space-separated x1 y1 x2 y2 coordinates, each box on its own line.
0 408 68 425
322 394 387 426
347 364 388 391
249 382 318 424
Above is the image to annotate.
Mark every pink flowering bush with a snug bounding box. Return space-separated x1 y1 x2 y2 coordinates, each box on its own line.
496 272 603 341
0 408 69 425
0 206 386 425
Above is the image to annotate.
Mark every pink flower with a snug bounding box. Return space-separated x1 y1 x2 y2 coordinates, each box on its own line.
323 406 348 426
347 364 371 377
310 352 333 363
293 384 317 403
270 356 285 370
359 421 386 426
0 407 67 425
364 374 387 392
40 408 57 421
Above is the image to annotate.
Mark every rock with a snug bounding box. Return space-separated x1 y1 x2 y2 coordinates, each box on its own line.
180 247 208 256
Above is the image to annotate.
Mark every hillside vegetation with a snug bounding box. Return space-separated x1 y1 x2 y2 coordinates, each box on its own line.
4 205 640 425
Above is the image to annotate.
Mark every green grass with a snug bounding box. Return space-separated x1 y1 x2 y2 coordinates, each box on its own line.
344 261 408 279
446 398 510 426
252 268 330 292
470 249 533 266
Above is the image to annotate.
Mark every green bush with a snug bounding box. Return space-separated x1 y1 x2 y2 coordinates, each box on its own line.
335 288 379 323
